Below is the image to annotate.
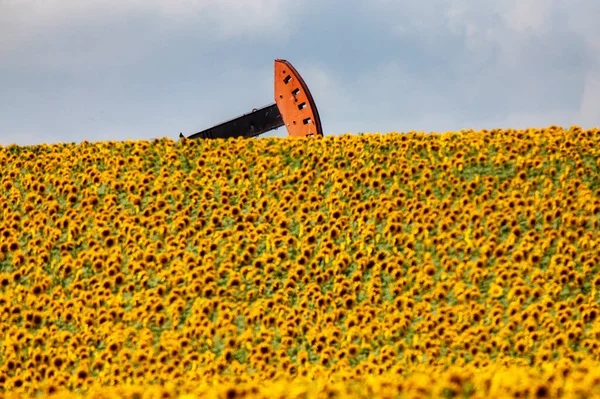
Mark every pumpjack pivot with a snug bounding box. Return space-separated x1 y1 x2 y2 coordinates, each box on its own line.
182 59 323 140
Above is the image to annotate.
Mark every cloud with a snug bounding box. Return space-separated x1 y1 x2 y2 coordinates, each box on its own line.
1 0 296 39
0 0 300 68
495 0 554 35
363 0 599 130
1 0 599 147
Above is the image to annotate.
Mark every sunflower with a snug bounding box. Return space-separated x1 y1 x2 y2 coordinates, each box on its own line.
423 264 436 278
488 283 504 299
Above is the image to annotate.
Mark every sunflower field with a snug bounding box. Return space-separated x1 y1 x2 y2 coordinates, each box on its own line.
1 126 600 398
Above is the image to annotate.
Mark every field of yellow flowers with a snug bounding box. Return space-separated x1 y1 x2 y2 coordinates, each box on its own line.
1 126 600 398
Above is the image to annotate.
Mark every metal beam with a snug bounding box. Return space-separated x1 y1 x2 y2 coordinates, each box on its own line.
185 103 284 140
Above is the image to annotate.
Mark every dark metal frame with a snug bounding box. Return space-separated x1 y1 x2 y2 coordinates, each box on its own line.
184 103 284 140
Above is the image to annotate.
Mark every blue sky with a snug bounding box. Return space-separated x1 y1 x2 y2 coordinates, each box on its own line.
1 0 599 146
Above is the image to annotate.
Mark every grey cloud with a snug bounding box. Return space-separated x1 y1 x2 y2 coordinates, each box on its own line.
1 0 599 147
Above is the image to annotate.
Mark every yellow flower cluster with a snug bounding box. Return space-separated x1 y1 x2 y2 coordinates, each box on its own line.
1 125 600 398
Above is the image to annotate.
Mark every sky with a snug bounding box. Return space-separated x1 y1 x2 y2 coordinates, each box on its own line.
1 0 599 146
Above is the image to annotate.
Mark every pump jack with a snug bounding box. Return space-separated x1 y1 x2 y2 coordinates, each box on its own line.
179 59 323 140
